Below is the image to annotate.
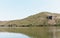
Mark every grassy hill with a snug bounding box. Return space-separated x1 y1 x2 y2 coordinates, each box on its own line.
1 12 59 26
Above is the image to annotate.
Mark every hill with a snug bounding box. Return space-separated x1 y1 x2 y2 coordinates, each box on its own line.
0 12 60 27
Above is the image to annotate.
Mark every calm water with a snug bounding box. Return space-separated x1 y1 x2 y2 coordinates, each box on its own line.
0 32 30 38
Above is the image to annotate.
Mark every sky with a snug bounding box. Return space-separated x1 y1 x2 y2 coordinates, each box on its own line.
0 0 60 21
0 32 30 38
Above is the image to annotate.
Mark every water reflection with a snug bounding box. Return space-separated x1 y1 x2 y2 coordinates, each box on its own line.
0 32 30 38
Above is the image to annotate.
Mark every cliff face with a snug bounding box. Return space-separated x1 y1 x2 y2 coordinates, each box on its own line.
47 13 60 25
